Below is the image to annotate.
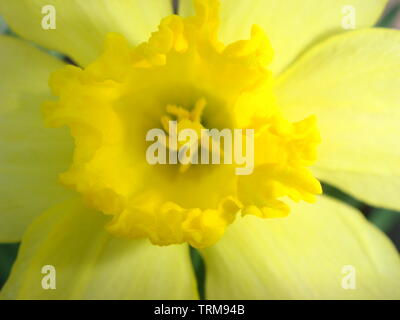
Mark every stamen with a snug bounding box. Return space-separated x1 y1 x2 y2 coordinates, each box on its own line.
161 98 207 173
190 98 206 122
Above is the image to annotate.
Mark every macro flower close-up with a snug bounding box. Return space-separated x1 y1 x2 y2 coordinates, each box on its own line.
0 0 400 301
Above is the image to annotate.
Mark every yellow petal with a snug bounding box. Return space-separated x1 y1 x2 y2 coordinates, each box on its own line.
0 35 73 242
276 28 400 211
202 196 400 299
1 198 198 300
179 0 387 74
0 0 173 66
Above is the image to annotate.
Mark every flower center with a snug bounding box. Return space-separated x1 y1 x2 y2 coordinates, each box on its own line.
161 98 206 173
43 0 322 248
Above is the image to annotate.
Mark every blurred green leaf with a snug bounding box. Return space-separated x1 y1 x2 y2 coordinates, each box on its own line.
368 208 400 233
322 183 362 209
46 50 65 60
0 15 7 34
322 183 400 233
0 243 19 289
378 3 400 27
189 247 206 300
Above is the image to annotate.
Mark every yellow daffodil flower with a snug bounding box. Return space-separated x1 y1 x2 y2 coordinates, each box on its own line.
0 0 400 299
